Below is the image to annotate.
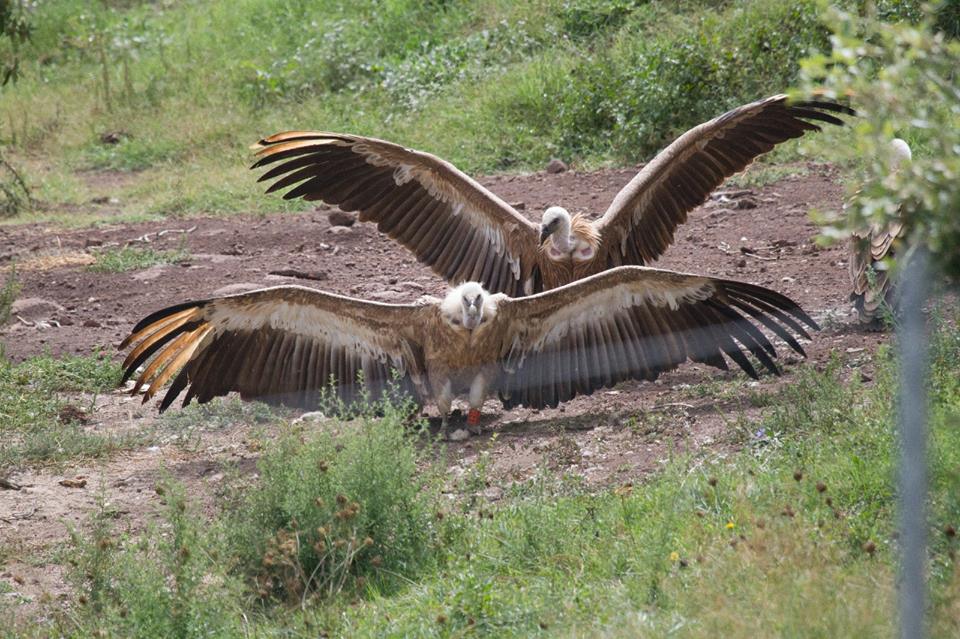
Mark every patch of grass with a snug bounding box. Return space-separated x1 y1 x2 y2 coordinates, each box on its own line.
79 135 183 172
29 399 443 636
0 351 149 469
86 245 188 273
0 0 928 223
18 315 960 636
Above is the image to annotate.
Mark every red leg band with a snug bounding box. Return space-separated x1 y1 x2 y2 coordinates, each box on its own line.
467 409 481 426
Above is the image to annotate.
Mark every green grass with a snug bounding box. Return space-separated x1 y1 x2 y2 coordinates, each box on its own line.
10 316 959 638
87 245 189 273
0 265 20 325
0 0 934 224
0 350 150 468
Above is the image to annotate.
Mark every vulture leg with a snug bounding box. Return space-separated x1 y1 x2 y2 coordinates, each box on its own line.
466 373 490 435
435 380 467 442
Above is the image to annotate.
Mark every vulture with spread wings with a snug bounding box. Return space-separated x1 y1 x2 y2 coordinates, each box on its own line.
120 266 818 439
252 94 853 296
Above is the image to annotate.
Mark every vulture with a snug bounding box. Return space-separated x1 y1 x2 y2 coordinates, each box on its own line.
252 94 853 296
849 138 912 326
120 266 818 439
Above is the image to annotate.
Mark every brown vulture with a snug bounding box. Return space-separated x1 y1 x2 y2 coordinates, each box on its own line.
849 138 912 326
252 94 853 296
120 266 817 439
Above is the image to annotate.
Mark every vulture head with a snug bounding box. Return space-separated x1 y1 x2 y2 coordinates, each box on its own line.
890 138 912 169
539 206 572 248
442 281 493 330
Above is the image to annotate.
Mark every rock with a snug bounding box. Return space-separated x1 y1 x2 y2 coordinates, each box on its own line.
99 130 129 145
736 257 747 268
510 201 526 210
210 282 262 296
399 281 424 291
131 265 167 281
545 158 568 174
58 405 89 425
328 210 356 227
446 428 470 442
9 298 64 323
59 477 87 489
482 486 504 501
82 318 102 328
326 226 352 235
292 411 326 424
735 197 758 209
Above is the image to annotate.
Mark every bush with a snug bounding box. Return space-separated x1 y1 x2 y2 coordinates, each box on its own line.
222 400 442 604
799 3 960 281
554 0 829 161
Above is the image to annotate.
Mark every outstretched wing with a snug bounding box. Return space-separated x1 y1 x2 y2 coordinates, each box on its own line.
119 286 428 412
595 95 854 266
252 132 540 296
493 266 818 409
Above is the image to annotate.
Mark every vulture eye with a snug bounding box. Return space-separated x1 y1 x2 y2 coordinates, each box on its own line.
451 317 461 325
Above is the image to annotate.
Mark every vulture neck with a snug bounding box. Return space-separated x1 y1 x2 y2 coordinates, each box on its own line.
550 214 576 252
544 212 600 257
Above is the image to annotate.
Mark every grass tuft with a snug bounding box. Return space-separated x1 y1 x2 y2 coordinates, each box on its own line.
87 245 188 273
0 350 148 469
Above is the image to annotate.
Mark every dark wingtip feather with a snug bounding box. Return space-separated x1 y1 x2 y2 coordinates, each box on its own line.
159 367 191 413
128 299 207 336
791 100 857 117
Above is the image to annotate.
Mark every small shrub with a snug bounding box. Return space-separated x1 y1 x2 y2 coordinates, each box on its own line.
0 265 20 324
60 482 246 638
0 152 32 217
223 399 442 604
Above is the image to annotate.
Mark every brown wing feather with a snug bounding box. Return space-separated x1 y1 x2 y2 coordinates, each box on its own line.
119 286 429 412
252 132 539 296
594 95 854 266
849 221 904 323
493 266 818 409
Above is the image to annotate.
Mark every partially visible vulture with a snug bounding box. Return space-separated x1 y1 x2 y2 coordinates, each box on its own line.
849 138 912 327
252 94 853 296
120 266 818 439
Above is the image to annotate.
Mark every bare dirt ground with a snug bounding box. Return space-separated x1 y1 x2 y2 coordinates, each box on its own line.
0 162 890 613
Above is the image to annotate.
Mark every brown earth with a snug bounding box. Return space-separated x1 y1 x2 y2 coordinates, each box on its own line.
0 162 890 614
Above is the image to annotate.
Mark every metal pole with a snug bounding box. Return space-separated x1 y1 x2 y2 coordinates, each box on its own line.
897 248 930 639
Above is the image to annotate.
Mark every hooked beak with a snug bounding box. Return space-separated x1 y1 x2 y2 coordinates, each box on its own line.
462 302 481 329
539 226 553 246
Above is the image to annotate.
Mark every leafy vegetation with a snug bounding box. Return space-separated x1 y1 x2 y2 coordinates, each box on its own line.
800 3 960 281
0 350 147 468
0 0 943 222
8 314 958 637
